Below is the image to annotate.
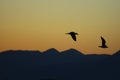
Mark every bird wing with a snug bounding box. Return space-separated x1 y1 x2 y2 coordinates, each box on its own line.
101 36 106 46
71 35 76 41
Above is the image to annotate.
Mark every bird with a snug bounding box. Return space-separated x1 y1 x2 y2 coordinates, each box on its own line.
98 36 108 48
66 32 78 41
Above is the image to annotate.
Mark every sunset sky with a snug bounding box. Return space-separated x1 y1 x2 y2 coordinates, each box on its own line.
0 0 120 54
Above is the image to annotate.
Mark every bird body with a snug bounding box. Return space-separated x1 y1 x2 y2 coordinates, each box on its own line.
99 36 108 48
66 32 78 41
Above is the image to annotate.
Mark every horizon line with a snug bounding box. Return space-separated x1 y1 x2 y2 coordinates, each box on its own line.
0 48 119 55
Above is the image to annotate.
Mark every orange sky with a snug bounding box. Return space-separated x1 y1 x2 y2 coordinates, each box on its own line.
0 0 120 54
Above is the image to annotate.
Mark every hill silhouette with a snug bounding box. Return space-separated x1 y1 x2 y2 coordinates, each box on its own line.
0 48 120 80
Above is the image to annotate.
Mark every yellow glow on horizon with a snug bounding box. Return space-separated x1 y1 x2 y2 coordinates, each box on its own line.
0 0 120 54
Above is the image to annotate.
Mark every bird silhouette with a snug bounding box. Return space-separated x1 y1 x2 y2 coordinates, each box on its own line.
66 32 78 41
99 36 108 48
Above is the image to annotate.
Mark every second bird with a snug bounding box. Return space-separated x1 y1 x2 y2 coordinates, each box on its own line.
66 32 78 41
99 36 108 48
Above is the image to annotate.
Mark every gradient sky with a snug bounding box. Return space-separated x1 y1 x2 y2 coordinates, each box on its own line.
0 0 120 54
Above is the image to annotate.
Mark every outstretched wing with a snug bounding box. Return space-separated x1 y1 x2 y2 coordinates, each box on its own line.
101 36 106 46
71 35 77 41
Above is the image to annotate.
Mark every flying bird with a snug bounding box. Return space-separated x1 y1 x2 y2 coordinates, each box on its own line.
99 36 108 48
66 32 78 41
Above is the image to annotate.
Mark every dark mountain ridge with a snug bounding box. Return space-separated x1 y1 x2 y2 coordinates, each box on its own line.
0 48 120 80
1 48 117 55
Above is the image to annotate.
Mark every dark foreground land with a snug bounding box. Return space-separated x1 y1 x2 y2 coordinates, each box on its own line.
0 48 120 80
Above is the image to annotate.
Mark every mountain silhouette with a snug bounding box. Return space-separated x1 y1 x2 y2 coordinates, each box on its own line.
43 48 60 54
113 50 120 56
61 48 83 55
0 49 120 80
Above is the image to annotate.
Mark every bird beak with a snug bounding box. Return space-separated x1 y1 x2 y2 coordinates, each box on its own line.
76 33 78 35
66 33 69 34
